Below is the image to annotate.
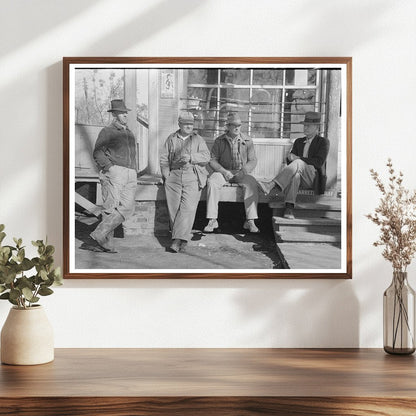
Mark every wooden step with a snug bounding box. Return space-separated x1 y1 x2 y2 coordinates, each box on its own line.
277 243 342 269
273 216 341 233
275 230 341 243
268 200 341 211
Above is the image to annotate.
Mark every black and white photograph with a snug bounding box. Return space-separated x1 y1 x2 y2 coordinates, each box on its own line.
63 58 351 278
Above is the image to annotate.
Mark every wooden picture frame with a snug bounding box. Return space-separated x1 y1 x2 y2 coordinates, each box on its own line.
63 57 352 279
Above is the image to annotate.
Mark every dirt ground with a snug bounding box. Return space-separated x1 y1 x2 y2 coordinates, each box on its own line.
75 203 284 270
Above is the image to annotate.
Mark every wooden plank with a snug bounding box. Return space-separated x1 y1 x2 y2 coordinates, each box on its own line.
1 348 416 416
278 243 341 269
74 192 101 217
275 230 341 243
273 216 341 227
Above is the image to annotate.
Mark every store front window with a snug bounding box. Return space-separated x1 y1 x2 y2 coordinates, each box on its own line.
183 68 325 139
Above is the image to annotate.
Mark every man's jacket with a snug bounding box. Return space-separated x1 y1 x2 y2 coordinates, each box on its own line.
290 135 330 194
93 122 137 172
209 133 257 175
159 130 210 188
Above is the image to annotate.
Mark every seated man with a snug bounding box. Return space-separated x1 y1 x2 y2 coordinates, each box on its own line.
258 112 329 219
204 113 259 233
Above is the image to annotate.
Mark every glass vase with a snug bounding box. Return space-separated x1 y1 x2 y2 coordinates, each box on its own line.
383 271 415 355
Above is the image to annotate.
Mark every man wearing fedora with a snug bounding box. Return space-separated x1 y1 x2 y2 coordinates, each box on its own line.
88 99 138 252
258 111 330 219
160 111 210 253
204 112 259 234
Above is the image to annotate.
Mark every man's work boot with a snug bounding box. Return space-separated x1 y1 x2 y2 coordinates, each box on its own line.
179 240 188 252
243 219 260 233
90 210 124 252
170 239 181 253
283 204 295 220
203 219 219 233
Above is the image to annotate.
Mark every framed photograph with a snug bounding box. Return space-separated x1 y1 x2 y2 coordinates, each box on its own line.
63 57 352 279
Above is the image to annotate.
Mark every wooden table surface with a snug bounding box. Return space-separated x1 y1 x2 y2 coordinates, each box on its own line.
1 348 415 415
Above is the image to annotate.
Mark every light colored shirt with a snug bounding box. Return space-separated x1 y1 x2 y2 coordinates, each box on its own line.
225 134 243 171
303 136 315 158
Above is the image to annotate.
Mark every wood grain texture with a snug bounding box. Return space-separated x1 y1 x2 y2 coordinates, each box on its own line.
63 57 352 279
1 349 415 415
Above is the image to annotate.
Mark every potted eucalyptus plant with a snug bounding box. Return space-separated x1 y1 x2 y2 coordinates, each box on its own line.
0 224 62 365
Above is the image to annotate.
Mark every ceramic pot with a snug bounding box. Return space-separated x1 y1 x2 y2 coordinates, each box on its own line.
1 305 54 365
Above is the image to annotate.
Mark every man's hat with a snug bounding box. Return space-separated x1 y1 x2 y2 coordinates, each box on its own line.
107 99 131 112
302 111 321 124
178 111 195 124
226 112 242 126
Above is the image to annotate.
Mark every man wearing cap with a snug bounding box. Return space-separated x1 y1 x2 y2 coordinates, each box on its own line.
258 111 329 219
88 99 138 252
204 112 259 233
160 111 210 253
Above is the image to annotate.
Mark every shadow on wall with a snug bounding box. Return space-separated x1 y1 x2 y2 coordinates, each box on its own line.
233 280 359 348
1 0 102 56
45 0 204 264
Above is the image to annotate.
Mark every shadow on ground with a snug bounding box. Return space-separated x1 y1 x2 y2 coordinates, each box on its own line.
74 202 283 270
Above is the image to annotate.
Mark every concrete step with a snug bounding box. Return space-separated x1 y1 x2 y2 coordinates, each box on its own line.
275 230 341 243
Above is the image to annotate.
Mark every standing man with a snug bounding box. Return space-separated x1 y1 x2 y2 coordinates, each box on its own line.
89 99 138 252
160 111 210 253
204 113 259 233
258 112 330 219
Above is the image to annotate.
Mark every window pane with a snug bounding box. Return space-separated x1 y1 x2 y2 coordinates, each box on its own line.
251 89 282 138
75 69 124 126
187 69 219 85
252 69 283 85
220 88 250 134
284 88 316 138
220 69 250 85
286 69 314 86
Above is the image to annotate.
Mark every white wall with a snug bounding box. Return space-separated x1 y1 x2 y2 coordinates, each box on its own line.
1 0 415 348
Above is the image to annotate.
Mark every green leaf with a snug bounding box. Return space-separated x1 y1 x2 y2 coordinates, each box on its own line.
17 276 35 291
13 237 22 248
0 292 9 299
21 258 34 271
1 270 17 285
17 248 25 263
0 232 6 244
51 267 63 285
38 287 54 296
0 285 7 294
22 287 34 301
45 245 55 256
0 224 5 232
32 240 43 247
9 288 21 301
39 269 48 281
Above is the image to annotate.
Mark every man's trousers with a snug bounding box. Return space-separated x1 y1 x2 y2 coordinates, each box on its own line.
164 169 201 242
206 172 258 220
99 165 137 220
272 159 316 204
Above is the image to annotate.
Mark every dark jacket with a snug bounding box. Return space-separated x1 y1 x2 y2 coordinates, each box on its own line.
209 133 257 175
93 121 137 172
290 135 330 194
